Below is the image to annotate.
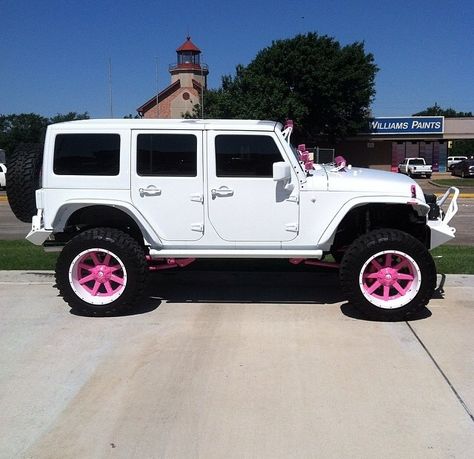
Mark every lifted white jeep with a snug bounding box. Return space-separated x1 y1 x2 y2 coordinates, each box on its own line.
8 119 459 319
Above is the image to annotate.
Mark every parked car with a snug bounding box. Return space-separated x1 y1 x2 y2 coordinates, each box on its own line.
0 163 6 189
398 157 432 178
451 159 474 178
447 156 468 170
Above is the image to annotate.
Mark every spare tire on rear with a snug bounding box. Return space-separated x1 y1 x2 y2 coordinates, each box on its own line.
6 143 44 223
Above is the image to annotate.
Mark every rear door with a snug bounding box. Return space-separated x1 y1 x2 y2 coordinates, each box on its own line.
131 130 204 241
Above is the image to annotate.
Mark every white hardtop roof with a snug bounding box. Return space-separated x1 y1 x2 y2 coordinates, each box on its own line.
48 118 281 132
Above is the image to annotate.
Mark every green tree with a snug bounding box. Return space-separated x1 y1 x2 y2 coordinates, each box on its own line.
414 104 474 156
0 112 89 156
413 103 472 117
49 112 89 124
192 33 378 142
0 113 48 155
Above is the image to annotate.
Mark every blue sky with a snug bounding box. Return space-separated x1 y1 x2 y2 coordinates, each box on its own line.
1 0 473 118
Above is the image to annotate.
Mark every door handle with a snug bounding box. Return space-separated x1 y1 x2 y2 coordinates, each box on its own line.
139 186 162 197
211 187 234 198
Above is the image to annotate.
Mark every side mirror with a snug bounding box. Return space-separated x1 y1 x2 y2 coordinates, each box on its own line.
273 162 294 192
273 162 291 181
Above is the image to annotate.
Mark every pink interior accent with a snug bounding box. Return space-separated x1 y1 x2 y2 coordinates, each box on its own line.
334 156 347 168
304 160 314 170
75 251 125 297
362 252 415 301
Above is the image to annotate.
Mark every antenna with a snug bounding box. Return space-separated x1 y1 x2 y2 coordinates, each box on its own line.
200 52 204 119
155 57 159 118
108 58 114 118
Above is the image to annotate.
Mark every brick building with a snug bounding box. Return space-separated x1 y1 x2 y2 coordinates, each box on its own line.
137 37 208 118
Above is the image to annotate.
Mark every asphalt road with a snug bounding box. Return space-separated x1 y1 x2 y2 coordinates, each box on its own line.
0 270 473 458
0 193 471 245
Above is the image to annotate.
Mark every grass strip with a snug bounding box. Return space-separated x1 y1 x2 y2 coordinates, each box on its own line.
431 178 474 188
0 240 58 270
0 240 473 274
431 245 474 275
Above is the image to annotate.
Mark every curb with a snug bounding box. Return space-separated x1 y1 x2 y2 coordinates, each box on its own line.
0 271 472 286
434 192 474 198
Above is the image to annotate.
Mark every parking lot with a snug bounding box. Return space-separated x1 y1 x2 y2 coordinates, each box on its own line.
0 269 473 458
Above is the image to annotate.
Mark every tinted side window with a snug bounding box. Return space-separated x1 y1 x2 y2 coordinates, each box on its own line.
54 134 120 175
215 135 282 177
137 134 197 176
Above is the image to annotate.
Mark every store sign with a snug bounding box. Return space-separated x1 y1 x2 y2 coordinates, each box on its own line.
368 116 444 134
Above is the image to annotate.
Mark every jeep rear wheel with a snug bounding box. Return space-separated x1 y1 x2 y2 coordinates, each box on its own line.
340 229 436 320
6 143 43 222
56 228 148 315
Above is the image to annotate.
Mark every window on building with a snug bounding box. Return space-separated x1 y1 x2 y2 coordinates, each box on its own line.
54 134 120 175
215 135 282 177
137 134 197 176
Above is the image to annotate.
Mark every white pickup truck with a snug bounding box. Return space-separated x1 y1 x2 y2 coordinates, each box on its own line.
398 158 432 178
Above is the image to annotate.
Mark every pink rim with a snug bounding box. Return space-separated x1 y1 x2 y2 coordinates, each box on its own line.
69 249 127 305
360 251 421 308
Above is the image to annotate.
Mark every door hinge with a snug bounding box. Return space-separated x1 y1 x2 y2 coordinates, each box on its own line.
286 194 299 203
285 223 299 232
191 223 204 232
190 193 204 203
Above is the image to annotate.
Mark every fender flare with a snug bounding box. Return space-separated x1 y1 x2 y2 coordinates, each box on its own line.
317 195 430 247
51 199 163 247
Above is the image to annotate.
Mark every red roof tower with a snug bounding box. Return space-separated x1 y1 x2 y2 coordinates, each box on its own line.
170 36 208 82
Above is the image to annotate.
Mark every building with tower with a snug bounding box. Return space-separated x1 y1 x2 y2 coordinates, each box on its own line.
137 37 208 119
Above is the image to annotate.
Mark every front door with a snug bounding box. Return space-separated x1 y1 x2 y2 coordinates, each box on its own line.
131 130 204 241
207 131 299 242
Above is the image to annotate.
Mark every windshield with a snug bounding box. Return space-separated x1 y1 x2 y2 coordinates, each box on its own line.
410 159 426 165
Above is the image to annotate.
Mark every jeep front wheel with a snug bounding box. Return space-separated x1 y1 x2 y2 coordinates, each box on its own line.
340 229 436 320
56 228 148 315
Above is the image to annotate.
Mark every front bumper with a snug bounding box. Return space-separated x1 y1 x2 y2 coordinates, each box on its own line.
427 187 459 249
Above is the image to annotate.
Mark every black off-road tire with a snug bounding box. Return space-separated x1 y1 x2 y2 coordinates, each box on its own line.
6 143 44 222
56 228 148 315
340 229 436 321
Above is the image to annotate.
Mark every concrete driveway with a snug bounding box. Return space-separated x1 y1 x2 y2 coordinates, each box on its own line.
1 268 473 458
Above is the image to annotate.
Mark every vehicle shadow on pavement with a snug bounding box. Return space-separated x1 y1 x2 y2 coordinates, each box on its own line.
70 261 440 320
340 303 432 322
69 297 162 318
147 260 345 305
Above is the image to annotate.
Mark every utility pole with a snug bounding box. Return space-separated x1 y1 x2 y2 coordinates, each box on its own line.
200 53 204 119
108 58 114 118
155 57 159 118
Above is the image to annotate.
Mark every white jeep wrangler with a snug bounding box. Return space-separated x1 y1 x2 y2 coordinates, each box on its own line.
7 119 459 319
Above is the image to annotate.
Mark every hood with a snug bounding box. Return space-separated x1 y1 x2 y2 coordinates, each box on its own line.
309 166 425 200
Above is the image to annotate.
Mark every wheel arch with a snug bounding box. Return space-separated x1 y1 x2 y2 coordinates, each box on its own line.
52 203 160 246
319 199 430 251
